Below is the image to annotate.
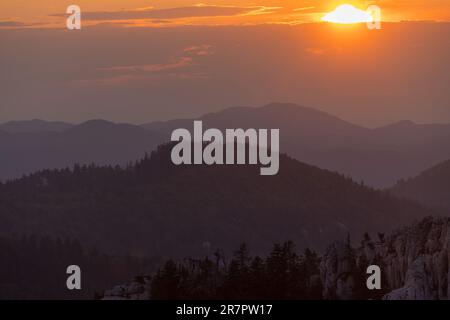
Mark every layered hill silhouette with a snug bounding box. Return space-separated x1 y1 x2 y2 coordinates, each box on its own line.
3 103 450 187
143 103 450 188
0 120 164 180
390 159 450 209
0 143 433 258
0 119 73 133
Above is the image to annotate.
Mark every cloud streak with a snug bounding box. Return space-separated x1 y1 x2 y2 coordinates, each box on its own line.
77 44 214 86
51 4 277 21
98 57 194 75
0 20 43 28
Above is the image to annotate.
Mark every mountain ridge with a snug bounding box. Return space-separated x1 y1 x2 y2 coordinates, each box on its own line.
2 103 450 187
0 143 434 258
390 159 450 209
0 119 73 133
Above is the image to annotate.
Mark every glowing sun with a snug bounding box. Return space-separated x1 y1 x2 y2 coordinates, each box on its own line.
322 4 373 24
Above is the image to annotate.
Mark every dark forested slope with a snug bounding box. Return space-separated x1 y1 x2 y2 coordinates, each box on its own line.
0 144 433 258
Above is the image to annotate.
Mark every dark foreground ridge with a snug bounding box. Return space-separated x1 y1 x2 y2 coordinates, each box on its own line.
102 216 450 300
0 143 432 258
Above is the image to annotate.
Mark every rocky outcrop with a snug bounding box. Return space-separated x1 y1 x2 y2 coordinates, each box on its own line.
320 241 358 299
320 217 450 300
383 256 435 300
103 217 449 300
101 276 151 300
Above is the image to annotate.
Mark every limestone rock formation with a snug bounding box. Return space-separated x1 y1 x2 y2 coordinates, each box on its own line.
321 217 450 300
102 217 449 300
101 276 151 300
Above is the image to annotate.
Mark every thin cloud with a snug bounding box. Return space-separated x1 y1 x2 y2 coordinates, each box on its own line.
76 44 214 86
183 45 214 56
51 5 271 21
241 6 283 16
0 21 26 27
97 57 194 75
0 20 43 28
293 7 317 13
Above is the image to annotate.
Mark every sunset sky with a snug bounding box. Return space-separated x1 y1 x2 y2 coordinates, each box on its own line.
1 0 449 28
0 1 449 126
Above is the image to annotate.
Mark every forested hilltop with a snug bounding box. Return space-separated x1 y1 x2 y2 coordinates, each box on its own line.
391 159 450 210
0 143 432 259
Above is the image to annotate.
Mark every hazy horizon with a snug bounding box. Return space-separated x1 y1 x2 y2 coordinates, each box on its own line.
2 101 450 129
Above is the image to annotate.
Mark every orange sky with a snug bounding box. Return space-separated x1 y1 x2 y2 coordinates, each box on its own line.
1 1 449 125
1 1 449 28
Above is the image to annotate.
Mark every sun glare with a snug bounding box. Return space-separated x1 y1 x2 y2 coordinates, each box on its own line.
322 4 373 24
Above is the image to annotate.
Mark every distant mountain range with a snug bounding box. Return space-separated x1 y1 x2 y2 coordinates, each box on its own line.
3 103 450 187
0 119 73 133
390 159 450 209
0 143 433 257
143 103 450 188
0 119 164 180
